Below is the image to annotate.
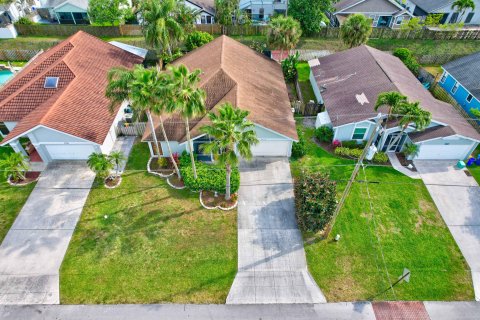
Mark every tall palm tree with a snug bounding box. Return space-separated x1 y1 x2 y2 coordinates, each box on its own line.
451 0 475 22
200 103 259 200
140 0 184 57
168 64 206 179
267 16 302 61
340 14 372 48
374 91 408 135
105 65 182 178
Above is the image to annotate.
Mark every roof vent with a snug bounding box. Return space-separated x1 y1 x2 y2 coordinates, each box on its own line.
356 93 369 105
44 77 59 88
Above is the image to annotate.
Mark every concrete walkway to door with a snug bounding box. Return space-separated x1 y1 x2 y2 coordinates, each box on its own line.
0 162 95 304
227 158 326 304
415 160 480 300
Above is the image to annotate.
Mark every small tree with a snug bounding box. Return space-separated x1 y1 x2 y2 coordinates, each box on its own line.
288 0 330 35
175 3 199 34
88 0 127 26
0 152 29 182
400 17 422 31
393 48 420 75
215 0 238 34
267 16 302 61
281 52 299 82
315 125 334 143
109 151 126 177
87 153 114 180
294 172 337 233
185 31 214 51
340 14 372 48
451 0 475 22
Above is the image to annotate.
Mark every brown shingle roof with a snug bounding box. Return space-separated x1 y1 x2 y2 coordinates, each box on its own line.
409 125 456 142
143 35 297 143
0 31 143 145
311 45 480 141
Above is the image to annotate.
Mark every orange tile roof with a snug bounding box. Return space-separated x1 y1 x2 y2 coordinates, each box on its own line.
0 31 143 145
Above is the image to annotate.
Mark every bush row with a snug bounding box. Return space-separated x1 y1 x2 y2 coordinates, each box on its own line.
334 147 389 163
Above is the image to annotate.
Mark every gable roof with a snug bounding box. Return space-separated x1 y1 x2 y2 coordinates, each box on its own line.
334 0 407 14
408 0 453 12
443 51 480 100
0 31 143 146
310 45 480 141
42 0 88 10
186 0 215 15
143 35 297 143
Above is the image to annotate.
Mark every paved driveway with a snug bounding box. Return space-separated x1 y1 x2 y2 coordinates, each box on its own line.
415 160 480 300
227 158 326 304
0 162 95 304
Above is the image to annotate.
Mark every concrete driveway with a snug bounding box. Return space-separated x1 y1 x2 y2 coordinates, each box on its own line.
227 158 326 304
415 160 480 300
0 162 95 304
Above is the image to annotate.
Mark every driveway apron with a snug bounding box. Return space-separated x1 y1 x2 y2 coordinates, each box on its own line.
227 158 326 304
0 161 95 304
415 160 480 301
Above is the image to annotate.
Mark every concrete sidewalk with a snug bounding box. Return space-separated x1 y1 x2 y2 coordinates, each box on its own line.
415 160 480 300
227 158 326 304
0 162 95 304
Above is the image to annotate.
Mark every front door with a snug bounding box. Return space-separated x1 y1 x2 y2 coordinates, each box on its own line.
193 136 213 162
382 132 406 152
377 16 392 28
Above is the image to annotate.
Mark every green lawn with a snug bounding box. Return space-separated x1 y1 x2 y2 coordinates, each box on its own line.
0 144 36 243
468 145 480 184
291 126 474 301
60 141 237 304
296 62 316 104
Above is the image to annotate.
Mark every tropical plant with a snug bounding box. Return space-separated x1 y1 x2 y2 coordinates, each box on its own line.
168 64 206 180
315 125 334 143
109 151 126 177
288 0 330 35
14 16 34 25
403 143 419 159
140 0 184 56
374 91 408 135
267 15 302 61
393 48 420 75
400 17 422 31
424 14 444 26
105 65 182 179
470 108 480 119
281 52 299 82
215 0 238 34
291 127 306 158
0 152 29 182
88 0 127 26
340 14 372 48
200 103 259 200
87 152 114 179
185 31 214 51
451 0 475 22
175 3 199 34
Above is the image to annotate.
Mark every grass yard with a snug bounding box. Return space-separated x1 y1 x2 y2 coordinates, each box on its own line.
296 62 316 104
422 65 443 78
0 144 36 243
468 145 480 184
60 142 237 304
291 126 474 301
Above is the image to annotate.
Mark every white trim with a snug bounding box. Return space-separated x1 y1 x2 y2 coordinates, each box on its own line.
466 94 474 103
440 71 448 83
253 122 298 142
53 1 87 11
413 133 480 145
351 125 368 140
451 81 459 94
441 70 479 106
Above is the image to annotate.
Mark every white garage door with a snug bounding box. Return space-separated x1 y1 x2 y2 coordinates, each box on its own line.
45 144 96 160
416 144 473 160
250 140 292 157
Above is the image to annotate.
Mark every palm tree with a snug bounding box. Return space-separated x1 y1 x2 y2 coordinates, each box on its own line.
0 152 29 182
87 152 114 179
109 151 126 177
168 64 206 179
451 0 475 22
340 14 373 48
105 65 182 179
267 16 302 61
140 0 184 57
200 103 259 200
374 91 408 135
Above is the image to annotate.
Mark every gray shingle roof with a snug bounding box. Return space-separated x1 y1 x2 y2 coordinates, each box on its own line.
334 0 403 14
409 0 453 12
443 51 480 100
42 0 88 10
409 125 456 142
310 45 480 141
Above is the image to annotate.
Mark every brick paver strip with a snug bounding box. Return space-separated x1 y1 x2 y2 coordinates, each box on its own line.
373 302 430 320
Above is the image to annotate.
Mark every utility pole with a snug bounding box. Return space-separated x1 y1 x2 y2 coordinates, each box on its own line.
325 114 383 238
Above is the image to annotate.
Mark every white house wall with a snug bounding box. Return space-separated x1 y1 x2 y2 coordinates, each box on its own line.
309 70 322 103
4 121 16 131
333 121 376 141
54 3 87 13
100 101 127 154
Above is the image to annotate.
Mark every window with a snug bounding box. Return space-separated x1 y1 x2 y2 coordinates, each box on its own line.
396 16 404 25
450 12 459 23
465 12 474 24
352 127 367 140
440 72 447 83
0 122 9 136
201 15 206 24
451 81 459 94
467 94 473 103
44 77 59 88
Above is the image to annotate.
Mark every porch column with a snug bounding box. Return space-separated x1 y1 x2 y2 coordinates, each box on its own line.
71 12 77 25
147 141 154 157
9 140 28 157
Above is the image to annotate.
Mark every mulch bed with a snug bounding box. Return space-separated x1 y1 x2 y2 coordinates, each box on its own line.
8 171 40 185
201 191 237 209
312 137 336 154
168 175 185 189
150 158 175 175
105 175 121 188
396 152 417 172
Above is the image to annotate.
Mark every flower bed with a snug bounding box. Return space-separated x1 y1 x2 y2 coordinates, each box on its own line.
104 175 122 189
167 175 186 189
199 190 238 211
334 147 389 164
7 171 40 186
147 156 175 178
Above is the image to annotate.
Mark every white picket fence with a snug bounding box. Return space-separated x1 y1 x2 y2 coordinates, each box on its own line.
115 122 147 136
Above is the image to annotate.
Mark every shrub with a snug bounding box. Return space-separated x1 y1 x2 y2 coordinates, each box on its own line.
161 50 184 64
341 140 366 149
332 139 341 148
281 52 299 82
315 125 334 143
185 31 214 51
334 147 388 163
393 48 420 76
180 159 240 194
15 17 34 25
403 143 419 159
372 152 388 164
291 128 306 158
157 157 169 167
294 172 337 232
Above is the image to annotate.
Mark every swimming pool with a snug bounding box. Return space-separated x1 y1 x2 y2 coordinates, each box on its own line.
0 70 14 85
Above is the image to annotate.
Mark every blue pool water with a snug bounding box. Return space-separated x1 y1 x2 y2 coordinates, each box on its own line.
0 70 14 85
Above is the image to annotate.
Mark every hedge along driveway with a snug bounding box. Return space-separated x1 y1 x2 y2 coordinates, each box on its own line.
60 142 237 304
290 126 474 301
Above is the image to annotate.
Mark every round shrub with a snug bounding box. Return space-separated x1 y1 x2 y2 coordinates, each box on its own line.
291 128 306 158
15 17 34 25
393 48 420 75
315 126 334 143
185 31 214 51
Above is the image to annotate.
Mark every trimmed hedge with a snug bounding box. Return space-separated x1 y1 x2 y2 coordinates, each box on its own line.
315 125 334 143
334 147 388 163
179 155 240 194
340 140 367 149
291 128 306 159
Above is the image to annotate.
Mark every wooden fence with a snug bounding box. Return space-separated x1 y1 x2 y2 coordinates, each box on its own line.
115 122 147 136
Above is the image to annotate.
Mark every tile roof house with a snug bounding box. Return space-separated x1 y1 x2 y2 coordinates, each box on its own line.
333 0 412 28
142 35 298 159
0 31 143 164
403 0 480 25
309 45 480 160
438 51 480 119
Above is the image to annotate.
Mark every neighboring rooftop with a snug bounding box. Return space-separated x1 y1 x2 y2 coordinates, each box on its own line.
443 51 480 100
41 0 88 9
409 0 453 12
310 45 480 141
143 35 297 143
187 0 215 14
334 0 406 14
0 31 143 145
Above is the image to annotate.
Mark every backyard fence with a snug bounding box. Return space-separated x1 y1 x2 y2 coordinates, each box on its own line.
115 122 147 136
292 100 321 116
